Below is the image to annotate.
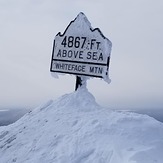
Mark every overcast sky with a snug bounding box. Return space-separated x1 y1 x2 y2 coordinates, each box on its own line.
0 0 163 110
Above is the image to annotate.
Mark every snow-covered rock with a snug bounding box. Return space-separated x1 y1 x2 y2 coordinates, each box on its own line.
0 87 163 163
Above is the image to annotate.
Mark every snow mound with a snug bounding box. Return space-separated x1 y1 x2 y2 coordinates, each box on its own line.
0 88 163 163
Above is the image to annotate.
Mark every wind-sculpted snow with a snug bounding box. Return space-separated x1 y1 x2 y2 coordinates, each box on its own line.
0 87 163 163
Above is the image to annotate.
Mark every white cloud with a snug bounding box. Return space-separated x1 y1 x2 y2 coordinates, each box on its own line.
0 0 163 109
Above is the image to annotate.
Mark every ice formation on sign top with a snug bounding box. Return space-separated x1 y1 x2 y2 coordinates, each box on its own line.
51 12 112 83
0 88 163 163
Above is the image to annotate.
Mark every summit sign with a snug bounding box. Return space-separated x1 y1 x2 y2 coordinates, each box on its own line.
50 12 112 81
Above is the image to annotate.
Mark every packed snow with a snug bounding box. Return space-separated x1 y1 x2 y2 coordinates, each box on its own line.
0 87 163 163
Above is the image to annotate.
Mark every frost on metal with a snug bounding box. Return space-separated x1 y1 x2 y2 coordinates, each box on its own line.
50 12 112 83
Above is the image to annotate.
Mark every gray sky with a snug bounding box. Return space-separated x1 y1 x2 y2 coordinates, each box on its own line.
0 0 163 110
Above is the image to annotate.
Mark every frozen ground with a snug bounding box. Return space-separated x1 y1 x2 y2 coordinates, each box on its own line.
0 87 163 163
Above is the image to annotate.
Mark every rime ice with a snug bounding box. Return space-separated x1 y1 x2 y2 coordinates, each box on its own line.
50 12 112 82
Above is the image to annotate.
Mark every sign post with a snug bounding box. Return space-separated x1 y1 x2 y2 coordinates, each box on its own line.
50 12 112 90
75 76 82 91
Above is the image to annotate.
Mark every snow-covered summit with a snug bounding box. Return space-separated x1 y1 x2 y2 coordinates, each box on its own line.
0 88 163 163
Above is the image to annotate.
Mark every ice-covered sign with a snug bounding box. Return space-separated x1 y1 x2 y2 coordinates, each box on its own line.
50 12 112 82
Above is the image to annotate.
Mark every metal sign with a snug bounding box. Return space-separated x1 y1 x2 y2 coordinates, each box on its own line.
50 12 112 81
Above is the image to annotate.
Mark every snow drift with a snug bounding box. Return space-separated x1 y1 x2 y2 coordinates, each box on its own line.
0 87 163 163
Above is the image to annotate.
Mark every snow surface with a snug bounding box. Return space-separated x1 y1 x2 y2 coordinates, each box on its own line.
0 87 163 163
